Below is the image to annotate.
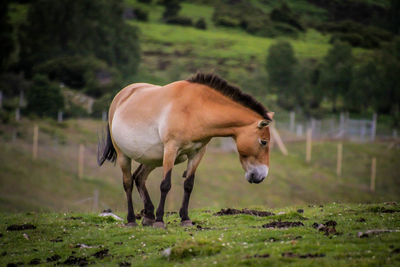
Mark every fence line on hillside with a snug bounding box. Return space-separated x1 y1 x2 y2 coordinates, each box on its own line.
275 112 385 142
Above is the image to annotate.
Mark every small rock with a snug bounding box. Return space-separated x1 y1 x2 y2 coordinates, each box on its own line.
357 229 399 238
75 243 94 249
162 248 171 257
99 212 123 221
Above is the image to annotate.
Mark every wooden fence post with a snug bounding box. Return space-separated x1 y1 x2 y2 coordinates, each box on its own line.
370 157 376 192
15 108 20 122
336 143 343 176
289 111 295 132
270 126 288 156
102 111 107 122
32 125 38 159
306 128 312 163
371 113 377 141
78 144 85 178
57 110 63 123
296 124 303 137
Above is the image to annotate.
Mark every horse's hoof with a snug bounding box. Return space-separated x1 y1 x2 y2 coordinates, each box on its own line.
142 217 155 226
181 220 193 227
125 222 138 227
153 221 165 229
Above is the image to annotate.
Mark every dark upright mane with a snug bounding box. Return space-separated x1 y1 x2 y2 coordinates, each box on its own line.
187 73 271 120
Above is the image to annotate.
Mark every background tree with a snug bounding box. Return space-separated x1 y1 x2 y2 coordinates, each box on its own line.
387 0 400 35
346 60 378 113
159 0 182 20
26 75 64 117
0 0 14 72
266 40 297 110
18 0 140 78
373 38 400 123
318 42 353 112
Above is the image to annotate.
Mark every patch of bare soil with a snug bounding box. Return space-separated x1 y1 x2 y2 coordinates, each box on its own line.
214 208 274 217
312 220 339 236
46 254 61 262
63 256 88 266
7 224 36 231
262 221 304 228
29 258 41 265
282 252 325 258
65 216 83 220
92 249 109 259
50 237 63 242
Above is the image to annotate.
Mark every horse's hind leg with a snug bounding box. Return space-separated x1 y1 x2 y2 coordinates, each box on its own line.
179 146 207 226
134 164 155 226
118 155 137 226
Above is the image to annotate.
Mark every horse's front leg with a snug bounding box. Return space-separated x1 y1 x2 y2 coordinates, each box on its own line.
179 146 207 226
154 142 178 228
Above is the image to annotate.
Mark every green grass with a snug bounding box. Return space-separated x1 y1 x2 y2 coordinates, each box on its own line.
1 203 399 266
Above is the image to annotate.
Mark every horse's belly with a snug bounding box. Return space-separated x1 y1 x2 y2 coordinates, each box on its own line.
111 116 164 165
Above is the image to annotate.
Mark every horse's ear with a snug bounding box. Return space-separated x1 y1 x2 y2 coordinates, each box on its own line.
258 120 270 129
267 111 275 120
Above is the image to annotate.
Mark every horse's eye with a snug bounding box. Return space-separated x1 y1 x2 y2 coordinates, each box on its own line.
259 139 268 146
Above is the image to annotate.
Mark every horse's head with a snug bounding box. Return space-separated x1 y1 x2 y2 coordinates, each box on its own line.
235 112 274 184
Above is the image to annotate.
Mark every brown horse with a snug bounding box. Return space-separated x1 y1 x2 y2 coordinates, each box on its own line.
98 73 274 228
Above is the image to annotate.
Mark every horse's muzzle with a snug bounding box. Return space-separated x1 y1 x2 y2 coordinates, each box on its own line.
245 165 268 184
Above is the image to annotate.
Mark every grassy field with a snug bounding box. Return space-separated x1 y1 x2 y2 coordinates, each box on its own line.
1 203 399 266
123 0 368 85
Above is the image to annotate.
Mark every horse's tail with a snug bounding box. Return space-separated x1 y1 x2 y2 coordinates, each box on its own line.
97 123 117 166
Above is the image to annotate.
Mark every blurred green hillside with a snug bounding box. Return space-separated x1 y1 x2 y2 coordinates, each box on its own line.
2 0 399 124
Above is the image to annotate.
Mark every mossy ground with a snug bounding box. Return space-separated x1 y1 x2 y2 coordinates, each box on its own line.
1 203 399 266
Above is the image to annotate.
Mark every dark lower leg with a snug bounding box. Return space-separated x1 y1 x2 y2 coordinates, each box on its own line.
123 180 135 223
135 180 155 219
155 170 172 222
179 174 195 221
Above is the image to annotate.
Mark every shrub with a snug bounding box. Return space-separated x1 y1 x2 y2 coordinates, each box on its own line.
26 75 64 118
133 7 148 21
195 18 207 30
270 3 304 31
330 33 364 47
165 16 193 26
